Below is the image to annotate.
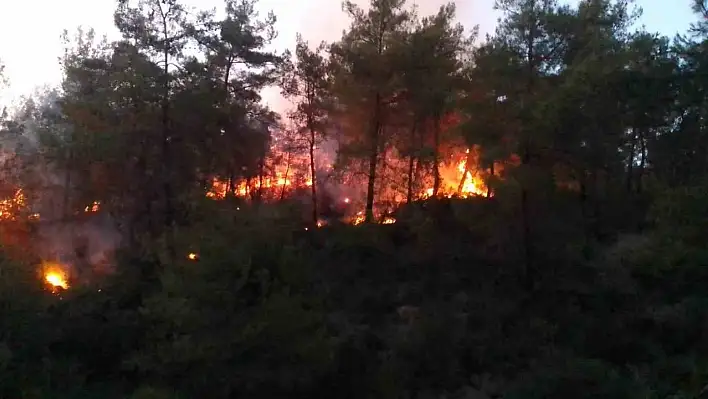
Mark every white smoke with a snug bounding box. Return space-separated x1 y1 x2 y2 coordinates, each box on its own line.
2 88 122 281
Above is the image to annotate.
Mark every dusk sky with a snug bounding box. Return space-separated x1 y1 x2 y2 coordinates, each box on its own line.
0 0 697 112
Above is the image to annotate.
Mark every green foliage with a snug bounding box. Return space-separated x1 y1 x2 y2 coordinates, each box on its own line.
127 202 332 397
0 196 708 397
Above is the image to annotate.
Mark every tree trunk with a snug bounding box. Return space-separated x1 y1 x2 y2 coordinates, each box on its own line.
456 148 472 195
309 129 318 224
280 152 291 201
160 14 175 264
432 115 441 197
520 139 532 284
520 16 537 291
131 96 153 248
591 170 601 239
406 120 418 204
227 165 236 198
457 170 468 196
487 162 494 198
638 129 647 193
256 158 265 204
626 128 636 193
62 149 73 221
579 171 590 239
365 92 382 223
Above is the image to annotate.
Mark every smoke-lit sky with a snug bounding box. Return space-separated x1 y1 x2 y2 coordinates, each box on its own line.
0 0 696 113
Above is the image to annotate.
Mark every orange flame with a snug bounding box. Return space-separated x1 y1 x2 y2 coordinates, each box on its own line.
205 142 497 225
352 211 365 225
42 262 69 290
45 272 68 289
84 201 100 213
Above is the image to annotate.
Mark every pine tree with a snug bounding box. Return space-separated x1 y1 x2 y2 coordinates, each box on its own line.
402 3 471 198
283 35 333 223
330 0 412 222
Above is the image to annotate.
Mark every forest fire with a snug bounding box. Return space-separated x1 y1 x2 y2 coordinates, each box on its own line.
0 184 116 290
205 142 492 224
206 144 314 201
434 149 488 198
42 262 69 291
45 271 69 289
424 148 489 199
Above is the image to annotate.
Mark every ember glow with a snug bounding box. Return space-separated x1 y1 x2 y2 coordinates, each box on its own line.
84 201 101 213
187 252 198 260
0 189 27 221
352 211 365 225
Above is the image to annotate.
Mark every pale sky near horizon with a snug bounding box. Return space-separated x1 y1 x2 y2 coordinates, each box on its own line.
0 0 697 113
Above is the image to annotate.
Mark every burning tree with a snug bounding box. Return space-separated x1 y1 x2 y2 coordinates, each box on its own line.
206 124 314 203
282 34 334 224
202 1 503 224
322 1 489 221
0 0 519 291
328 0 413 223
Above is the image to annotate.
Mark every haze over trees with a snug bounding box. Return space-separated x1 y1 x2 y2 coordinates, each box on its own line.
0 0 708 397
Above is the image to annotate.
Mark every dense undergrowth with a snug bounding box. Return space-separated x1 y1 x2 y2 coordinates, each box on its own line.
1 190 707 399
